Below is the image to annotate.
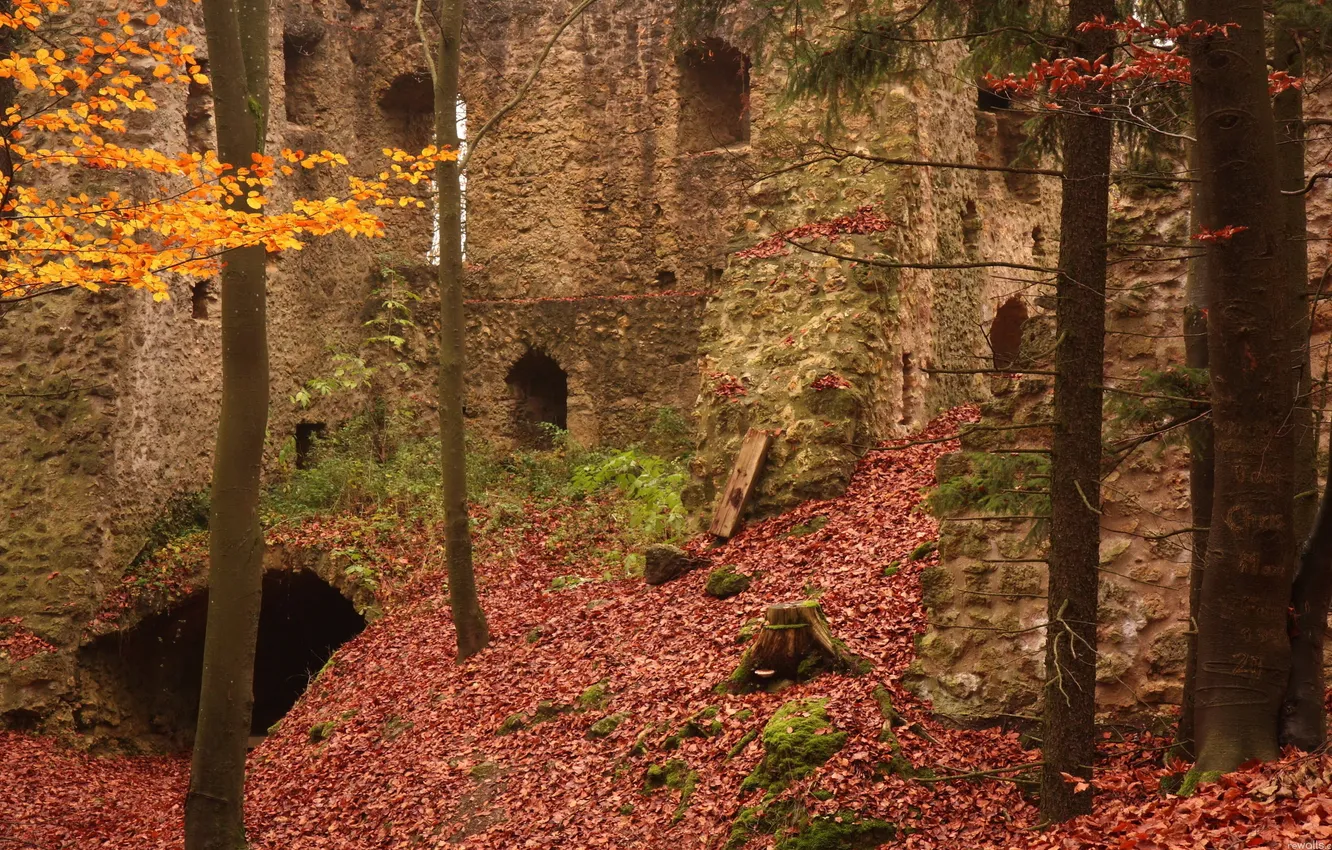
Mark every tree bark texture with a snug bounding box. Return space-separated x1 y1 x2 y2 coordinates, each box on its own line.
1187 0 1295 773
1276 24 1315 547
1274 17 1329 753
436 0 489 660
1040 0 1113 823
1177 142 1213 760
186 0 269 847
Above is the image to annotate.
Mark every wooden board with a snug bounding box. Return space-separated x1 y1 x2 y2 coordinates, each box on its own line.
708 428 774 539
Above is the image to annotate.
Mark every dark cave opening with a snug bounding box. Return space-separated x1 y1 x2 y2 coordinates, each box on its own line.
78 569 365 749
506 349 568 440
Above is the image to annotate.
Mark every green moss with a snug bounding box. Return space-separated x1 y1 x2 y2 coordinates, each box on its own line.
741 699 847 794
496 712 527 735
734 709 754 721
736 618 763 644
1178 768 1223 797
786 515 829 537
908 539 938 560
619 803 635 816
883 560 900 577
810 788 834 801
588 712 629 739
530 699 572 725
577 680 611 711
671 769 699 823
727 728 759 760
776 812 896 850
705 565 753 599
644 759 692 792
308 720 336 743
549 574 588 591
664 706 723 749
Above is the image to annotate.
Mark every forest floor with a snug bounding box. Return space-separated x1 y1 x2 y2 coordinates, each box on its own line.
4 407 1332 849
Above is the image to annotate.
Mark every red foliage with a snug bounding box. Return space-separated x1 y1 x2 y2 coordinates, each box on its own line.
1193 225 1250 243
810 373 851 391
734 205 895 261
0 616 56 662
709 371 748 399
5 406 1332 848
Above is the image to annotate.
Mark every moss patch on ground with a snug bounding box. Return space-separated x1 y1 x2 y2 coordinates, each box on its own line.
705 565 753 599
741 698 847 794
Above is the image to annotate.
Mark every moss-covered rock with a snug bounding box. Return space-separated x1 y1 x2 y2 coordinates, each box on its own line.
776 813 896 849
496 712 527 735
705 565 753 599
587 712 629 739
741 698 847 794
908 539 938 560
664 706 723 749
577 680 611 711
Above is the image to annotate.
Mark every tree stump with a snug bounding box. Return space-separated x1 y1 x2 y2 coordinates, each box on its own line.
733 602 864 690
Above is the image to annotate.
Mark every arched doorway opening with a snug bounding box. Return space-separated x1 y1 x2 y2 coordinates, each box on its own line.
506 349 568 441
78 569 366 750
989 297 1029 370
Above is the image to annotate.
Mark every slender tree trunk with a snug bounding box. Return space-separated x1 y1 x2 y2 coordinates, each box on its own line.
1275 18 1329 752
1177 142 1213 760
185 0 269 847
1039 0 1112 823
436 0 489 660
1277 25 1316 548
1187 0 1295 774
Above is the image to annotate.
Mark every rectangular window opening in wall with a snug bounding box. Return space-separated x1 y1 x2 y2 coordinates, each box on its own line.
295 422 327 470
191 280 210 320
283 22 325 126
184 60 212 154
677 39 751 153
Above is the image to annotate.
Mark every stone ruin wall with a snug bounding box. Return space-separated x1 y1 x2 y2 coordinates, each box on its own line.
0 0 458 732
909 85 1332 727
3 0 1276 742
684 32 1060 519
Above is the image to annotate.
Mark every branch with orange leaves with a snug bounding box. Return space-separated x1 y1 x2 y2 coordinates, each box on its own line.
0 0 458 309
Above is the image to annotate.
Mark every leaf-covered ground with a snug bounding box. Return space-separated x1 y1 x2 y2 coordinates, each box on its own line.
5 406 1332 849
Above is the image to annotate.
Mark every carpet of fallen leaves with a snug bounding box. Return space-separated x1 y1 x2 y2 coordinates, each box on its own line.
5 406 1332 849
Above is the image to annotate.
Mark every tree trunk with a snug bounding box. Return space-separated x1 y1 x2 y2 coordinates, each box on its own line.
1187 0 1295 774
1039 0 1113 823
436 0 489 660
1274 16 1328 753
1177 142 1213 760
186 0 269 847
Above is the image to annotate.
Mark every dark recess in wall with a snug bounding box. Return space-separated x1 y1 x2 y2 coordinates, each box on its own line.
506 349 568 441
76 570 365 750
676 38 750 153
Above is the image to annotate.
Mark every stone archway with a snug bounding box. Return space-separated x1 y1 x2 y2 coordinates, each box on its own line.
505 349 568 441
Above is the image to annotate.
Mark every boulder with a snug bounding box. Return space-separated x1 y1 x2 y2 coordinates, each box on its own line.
644 544 700 586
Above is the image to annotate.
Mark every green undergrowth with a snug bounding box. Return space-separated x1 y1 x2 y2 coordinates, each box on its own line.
258 406 690 586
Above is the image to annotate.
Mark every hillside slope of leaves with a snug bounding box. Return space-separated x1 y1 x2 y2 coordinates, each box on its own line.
4 407 1332 849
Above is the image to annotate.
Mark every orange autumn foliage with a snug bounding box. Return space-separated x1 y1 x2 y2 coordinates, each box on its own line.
0 0 451 304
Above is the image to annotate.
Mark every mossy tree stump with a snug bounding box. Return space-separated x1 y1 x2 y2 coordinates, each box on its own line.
732 602 864 690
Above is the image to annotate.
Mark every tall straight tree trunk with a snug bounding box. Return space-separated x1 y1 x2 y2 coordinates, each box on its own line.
185 0 269 846
1039 0 1113 823
1177 142 1213 759
1277 23 1316 547
1187 0 1295 774
435 0 489 660
1275 19 1329 752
